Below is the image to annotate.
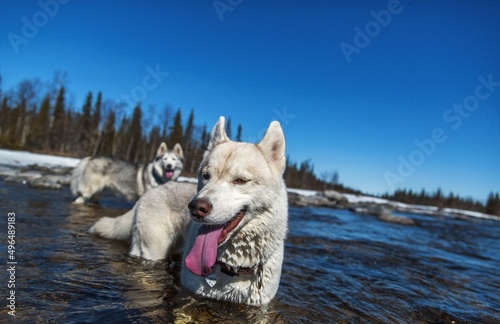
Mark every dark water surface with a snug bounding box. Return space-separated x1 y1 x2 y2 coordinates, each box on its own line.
1 179 499 323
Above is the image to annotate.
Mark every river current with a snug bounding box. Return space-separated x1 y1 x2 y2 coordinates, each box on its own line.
1 179 499 323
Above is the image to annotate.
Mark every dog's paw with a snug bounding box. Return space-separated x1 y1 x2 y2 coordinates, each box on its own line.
88 217 112 235
74 197 86 204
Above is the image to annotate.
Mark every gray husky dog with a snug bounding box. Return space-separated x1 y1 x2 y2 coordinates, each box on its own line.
71 143 183 204
90 117 288 306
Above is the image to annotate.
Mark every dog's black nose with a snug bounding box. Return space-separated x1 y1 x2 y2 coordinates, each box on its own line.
188 198 212 218
166 164 172 169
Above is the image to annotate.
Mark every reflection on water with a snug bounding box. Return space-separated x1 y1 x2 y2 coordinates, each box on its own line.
1 180 499 323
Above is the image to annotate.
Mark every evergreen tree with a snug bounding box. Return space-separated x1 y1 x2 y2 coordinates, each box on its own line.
433 187 444 208
126 105 143 162
62 108 75 153
49 86 66 151
446 192 456 208
200 124 208 150
29 93 51 149
485 192 500 216
100 110 116 157
114 115 130 159
169 108 183 147
79 92 93 152
3 99 18 146
90 92 103 156
147 125 161 160
418 189 428 205
92 91 102 131
235 124 242 142
160 104 173 140
17 79 40 148
183 109 195 171
0 97 8 138
184 109 195 148
9 98 27 148
226 117 232 139
0 75 6 141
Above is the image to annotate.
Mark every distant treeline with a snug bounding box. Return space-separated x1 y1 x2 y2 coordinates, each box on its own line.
0 74 338 190
381 189 500 216
0 74 498 216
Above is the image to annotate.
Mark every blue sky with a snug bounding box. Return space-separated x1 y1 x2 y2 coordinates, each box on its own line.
1 0 499 201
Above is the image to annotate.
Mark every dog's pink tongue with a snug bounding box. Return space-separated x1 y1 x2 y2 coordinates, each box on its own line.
165 171 173 179
185 224 224 277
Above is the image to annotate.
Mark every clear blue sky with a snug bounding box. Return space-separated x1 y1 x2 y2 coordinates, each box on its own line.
1 0 499 201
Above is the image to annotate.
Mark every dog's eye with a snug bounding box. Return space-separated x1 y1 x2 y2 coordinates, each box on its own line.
233 178 249 185
202 172 211 180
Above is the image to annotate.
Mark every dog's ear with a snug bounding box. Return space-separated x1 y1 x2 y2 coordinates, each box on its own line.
173 143 184 158
157 142 168 157
257 121 286 174
207 116 230 151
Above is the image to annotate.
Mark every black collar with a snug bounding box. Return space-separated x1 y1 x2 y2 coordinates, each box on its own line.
152 169 164 186
216 261 263 288
216 260 262 276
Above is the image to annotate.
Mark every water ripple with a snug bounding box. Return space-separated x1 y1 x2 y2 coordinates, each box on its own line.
1 181 499 323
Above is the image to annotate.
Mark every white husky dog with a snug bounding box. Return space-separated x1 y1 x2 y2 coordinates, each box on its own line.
90 117 288 306
71 143 183 204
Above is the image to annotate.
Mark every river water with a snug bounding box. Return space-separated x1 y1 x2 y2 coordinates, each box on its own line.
1 179 499 323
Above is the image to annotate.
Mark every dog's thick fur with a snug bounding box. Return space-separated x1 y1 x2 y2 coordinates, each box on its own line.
89 117 288 306
71 143 183 204
89 181 197 259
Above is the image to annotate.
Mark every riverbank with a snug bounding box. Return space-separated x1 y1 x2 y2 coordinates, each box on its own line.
1 148 498 222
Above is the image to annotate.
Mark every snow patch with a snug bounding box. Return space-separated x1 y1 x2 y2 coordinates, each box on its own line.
287 188 318 197
0 149 80 168
343 193 389 204
177 176 198 183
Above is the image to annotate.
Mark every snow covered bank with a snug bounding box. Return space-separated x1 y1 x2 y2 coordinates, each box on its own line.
0 149 80 168
1 149 498 221
344 193 500 222
287 188 318 197
177 176 198 184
